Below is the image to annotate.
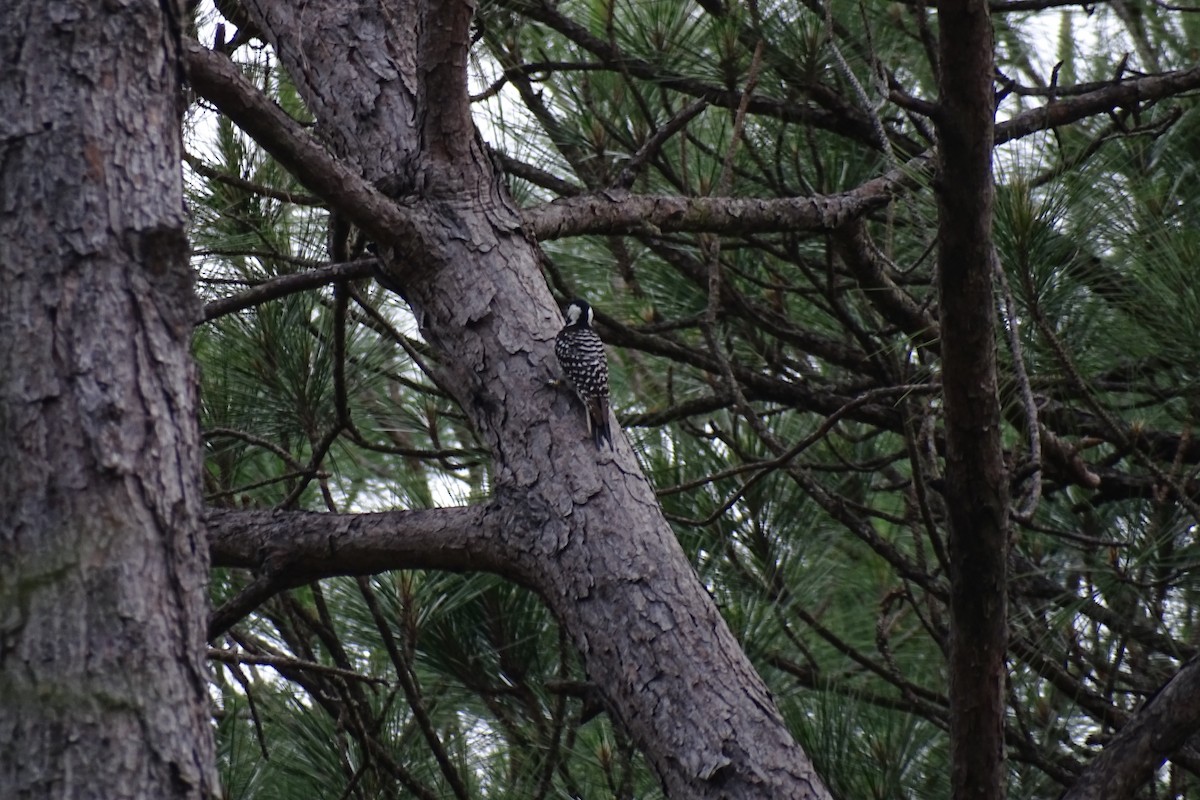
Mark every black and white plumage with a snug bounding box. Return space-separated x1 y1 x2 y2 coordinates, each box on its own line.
554 298 613 450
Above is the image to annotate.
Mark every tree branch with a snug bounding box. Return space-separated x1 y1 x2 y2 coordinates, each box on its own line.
184 151 323 206
200 259 378 322
503 0 906 153
182 38 437 263
206 504 518 582
996 64 1200 145
526 155 927 239
833 218 940 350
522 65 1200 241
1063 656 1200 800
208 647 387 684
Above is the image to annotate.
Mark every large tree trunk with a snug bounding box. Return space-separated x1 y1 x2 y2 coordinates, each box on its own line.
198 1 833 797
0 2 216 798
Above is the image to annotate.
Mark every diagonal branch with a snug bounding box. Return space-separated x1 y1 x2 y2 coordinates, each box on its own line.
1063 656 1200 800
996 64 1200 145
614 98 709 189
833 218 940 349
356 576 472 800
200 259 377 322
182 38 436 263
506 0 911 152
209 570 301 640
185 151 323 206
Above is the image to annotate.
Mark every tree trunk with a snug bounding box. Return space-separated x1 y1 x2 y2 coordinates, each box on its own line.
934 2 1010 799
208 1 833 797
0 2 216 798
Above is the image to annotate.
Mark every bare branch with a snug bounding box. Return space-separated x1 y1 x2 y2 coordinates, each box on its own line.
503 0 906 152
833 218 940 349
209 572 303 640
208 648 388 684
526 155 928 240
185 151 323 206
1063 657 1200 800
200 259 377 322
997 64 1200 144
614 98 709 189
206 504 517 582
356 577 471 800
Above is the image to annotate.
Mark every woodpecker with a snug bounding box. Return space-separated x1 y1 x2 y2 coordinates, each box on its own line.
554 298 613 450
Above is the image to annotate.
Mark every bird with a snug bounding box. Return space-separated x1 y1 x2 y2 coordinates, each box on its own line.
554 298 613 450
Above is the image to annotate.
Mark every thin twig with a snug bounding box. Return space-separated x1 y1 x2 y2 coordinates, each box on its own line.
356 577 471 800
994 251 1042 520
185 151 324 206
201 259 377 323
208 648 389 684
614 98 709 189
218 655 271 761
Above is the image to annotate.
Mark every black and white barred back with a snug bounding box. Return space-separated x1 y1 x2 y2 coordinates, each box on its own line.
554 299 613 449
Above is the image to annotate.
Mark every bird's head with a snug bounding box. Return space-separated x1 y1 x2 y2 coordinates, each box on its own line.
564 298 593 328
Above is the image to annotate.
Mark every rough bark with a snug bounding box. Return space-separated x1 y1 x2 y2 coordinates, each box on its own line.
181 39 436 263
934 2 1010 799
1061 656 1200 800
196 1 834 797
0 1 216 798
206 506 512 578
525 173 916 239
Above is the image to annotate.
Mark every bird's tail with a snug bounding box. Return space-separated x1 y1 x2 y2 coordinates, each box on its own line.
589 397 614 450
593 417 613 450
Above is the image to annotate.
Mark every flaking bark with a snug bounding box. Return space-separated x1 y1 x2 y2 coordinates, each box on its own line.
0 1 216 798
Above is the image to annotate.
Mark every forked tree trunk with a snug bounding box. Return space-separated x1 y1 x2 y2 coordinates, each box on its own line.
223 1 833 797
0 2 216 798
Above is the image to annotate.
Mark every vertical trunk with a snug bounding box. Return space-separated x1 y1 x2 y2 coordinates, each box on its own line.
934 2 1009 799
0 2 216 798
